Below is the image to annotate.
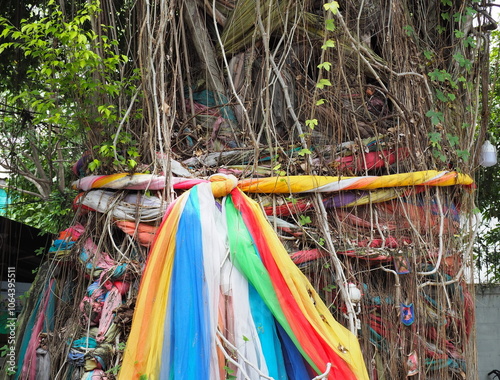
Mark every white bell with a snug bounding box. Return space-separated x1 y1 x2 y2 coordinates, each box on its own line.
480 139 498 167
347 283 362 303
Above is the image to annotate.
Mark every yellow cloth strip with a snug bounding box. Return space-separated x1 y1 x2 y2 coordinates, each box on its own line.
92 173 131 188
238 170 473 193
118 192 189 379
345 187 406 207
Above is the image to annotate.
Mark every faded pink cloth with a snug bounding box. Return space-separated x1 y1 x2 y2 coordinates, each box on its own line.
21 279 55 380
84 238 116 271
96 287 122 342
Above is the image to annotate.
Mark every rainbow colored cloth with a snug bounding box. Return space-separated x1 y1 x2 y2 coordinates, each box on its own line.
118 178 369 380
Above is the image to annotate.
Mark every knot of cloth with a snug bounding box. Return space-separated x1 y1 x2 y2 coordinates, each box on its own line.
209 174 238 197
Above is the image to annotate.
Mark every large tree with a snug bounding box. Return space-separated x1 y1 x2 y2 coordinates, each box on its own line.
0 0 495 379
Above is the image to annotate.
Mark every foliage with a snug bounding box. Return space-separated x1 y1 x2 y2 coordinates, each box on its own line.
475 30 500 283
475 221 500 283
0 0 140 232
4 187 77 234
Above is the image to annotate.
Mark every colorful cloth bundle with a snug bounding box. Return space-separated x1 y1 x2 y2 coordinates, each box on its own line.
114 220 159 246
72 170 473 193
73 173 168 191
16 279 55 380
333 147 408 173
262 188 408 217
238 170 473 193
75 190 167 222
119 180 369 379
72 174 204 191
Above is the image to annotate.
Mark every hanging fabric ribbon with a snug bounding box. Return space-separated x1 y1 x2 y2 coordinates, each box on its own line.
72 170 474 192
118 176 369 379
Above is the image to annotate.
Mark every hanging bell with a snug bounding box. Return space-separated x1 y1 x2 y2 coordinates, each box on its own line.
480 139 498 167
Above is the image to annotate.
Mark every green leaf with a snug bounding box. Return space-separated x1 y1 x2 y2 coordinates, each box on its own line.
316 78 332 89
453 12 467 23
299 215 312 226
127 148 140 157
317 61 332 71
88 159 101 172
464 36 476 48
441 12 450 21
428 69 448 82
224 366 235 376
321 40 335 50
325 18 336 31
425 110 444 125
456 150 470 162
446 133 459 147
316 98 327 106
453 53 472 71
305 119 318 129
428 131 442 146
323 1 339 13
127 159 138 168
298 148 312 156
403 25 414 37
323 283 336 292
435 90 447 102
432 149 447 162
465 6 477 16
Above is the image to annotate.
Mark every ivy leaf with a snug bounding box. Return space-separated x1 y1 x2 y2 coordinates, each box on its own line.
435 90 448 102
441 12 450 21
325 18 336 31
465 6 477 16
428 131 442 146
403 25 414 37
316 78 332 89
446 133 459 147
298 148 312 156
317 61 332 71
321 39 335 50
425 110 444 125
464 36 476 48
305 119 318 129
456 150 470 162
88 159 101 172
127 159 138 169
428 69 448 82
323 1 339 13
299 215 312 225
